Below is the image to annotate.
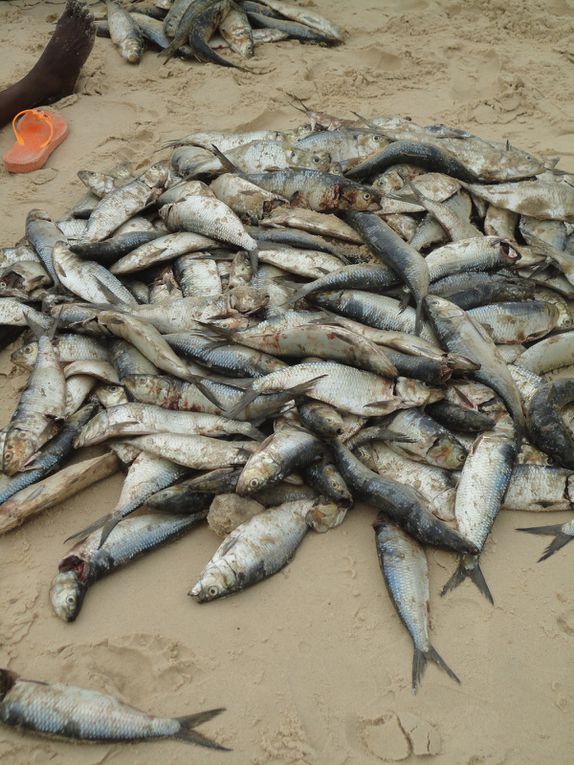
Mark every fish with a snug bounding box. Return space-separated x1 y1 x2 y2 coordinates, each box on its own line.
329 439 476 554
0 403 96 506
374 517 460 690
190 499 309 601
442 429 516 603
51 511 206 621
526 379 574 470
424 295 525 441
3 315 66 475
345 212 429 334
236 426 324 494
0 669 228 749
76 403 262 446
107 0 144 63
226 361 442 418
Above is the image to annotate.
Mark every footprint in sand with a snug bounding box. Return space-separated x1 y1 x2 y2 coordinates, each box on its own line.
355 46 403 71
42 633 201 701
359 712 441 761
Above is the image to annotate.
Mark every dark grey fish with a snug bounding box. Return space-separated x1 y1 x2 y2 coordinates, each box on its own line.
345 212 429 334
526 379 574 470
329 439 477 554
346 141 479 183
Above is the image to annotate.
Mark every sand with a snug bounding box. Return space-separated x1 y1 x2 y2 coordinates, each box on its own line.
0 1 573 763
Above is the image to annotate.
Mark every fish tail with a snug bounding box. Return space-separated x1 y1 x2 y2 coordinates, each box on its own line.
174 708 230 750
441 555 494 604
427 646 461 685
97 513 122 549
412 647 427 691
414 299 424 337
64 513 111 543
187 375 224 408
210 144 240 174
281 284 310 306
22 305 56 339
225 388 258 419
517 523 573 562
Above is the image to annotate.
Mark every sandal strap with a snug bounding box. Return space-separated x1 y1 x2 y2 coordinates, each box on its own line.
11 109 55 150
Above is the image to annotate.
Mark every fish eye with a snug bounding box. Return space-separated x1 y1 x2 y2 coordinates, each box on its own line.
363 192 371 200
208 586 219 598
313 156 321 163
249 478 260 489
66 595 76 606
373 135 382 141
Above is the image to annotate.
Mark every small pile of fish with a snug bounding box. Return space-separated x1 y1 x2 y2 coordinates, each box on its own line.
1 104 574 713
93 0 344 68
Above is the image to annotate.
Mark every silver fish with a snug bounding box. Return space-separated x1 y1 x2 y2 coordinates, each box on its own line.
0 669 227 749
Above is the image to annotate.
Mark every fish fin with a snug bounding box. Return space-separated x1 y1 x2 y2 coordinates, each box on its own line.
210 144 241 175
226 375 328 419
281 284 311 306
350 111 379 130
441 555 494 604
414 299 424 337
377 430 416 443
92 276 129 307
97 513 124 549
225 388 258 419
517 523 574 562
398 289 411 311
249 247 259 277
284 374 328 397
22 305 57 340
449 384 478 410
64 513 111 544
187 375 225 408
174 708 230 750
197 323 236 342
412 646 460 691
247 426 266 441
285 92 312 116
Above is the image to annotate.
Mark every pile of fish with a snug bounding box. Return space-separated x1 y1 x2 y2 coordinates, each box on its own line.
93 0 344 67
1 105 574 714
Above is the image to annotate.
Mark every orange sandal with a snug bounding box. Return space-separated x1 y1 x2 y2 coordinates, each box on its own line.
3 107 69 174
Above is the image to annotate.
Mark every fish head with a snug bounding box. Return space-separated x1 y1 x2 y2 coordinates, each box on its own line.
0 669 17 700
341 183 381 211
358 132 388 153
236 451 280 495
49 569 85 622
189 564 234 602
499 240 522 267
423 294 464 322
229 285 269 315
2 431 35 476
74 410 108 449
429 436 467 470
291 148 331 173
10 341 37 370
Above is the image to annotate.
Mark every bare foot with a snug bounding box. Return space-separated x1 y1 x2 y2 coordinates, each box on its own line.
0 0 95 127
